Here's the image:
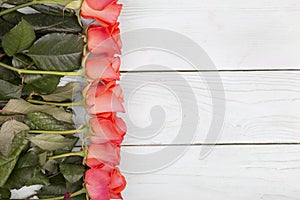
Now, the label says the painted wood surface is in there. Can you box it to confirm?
[120,0,300,70]
[121,145,300,200]
[120,71,300,145]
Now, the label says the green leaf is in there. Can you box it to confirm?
[12,53,33,69]
[2,19,36,56]
[0,18,13,39]
[1,11,24,26]
[0,80,22,100]
[0,67,21,85]
[24,13,81,34]
[29,134,77,151]
[37,184,66,198]
[59,163,84,184]
[0,114,24,126]
[0,120,29,157]
[0,188,11,199]
[2,99,73,123]
[2,0,32,5]
[4,167,49,189]
[15,151,39,168]
[0,131,28,187]
[43,159,58,174]
[37,82,81,102]
[25,112,74,130]
[28,33,83,71]
[3,151,48,189]
[30,4,75,17]
[23,74,61,94]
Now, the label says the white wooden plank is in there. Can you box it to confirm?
[119,0,300,70]
[120,71,300,144]
[121,145,300,200]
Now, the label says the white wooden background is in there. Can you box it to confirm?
[118,0,300,199]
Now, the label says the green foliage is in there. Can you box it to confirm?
[29,134,77,151]
[0,1,86,198]
[28,33,84,71]
[2,19,35,56]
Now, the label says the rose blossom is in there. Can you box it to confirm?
[86,81,124,115]
[85,55,120,82]
[85,167,126,200]
[87,23,122,56]
[86,142,120,168]
[89,113,126,145]
[81,0,122,27]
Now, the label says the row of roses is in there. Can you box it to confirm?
[81,0,127,200]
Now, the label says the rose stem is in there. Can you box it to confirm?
[0,62,81,76]
[37,188,87,200]
[48,150,85,160]
[28,126,86,135]
[27,99,84,107]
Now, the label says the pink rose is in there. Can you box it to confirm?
[85,55,120,82]
[81,0,122,27]
[86,81,124,115]
[85,167,126,200]
[86,142,120,168]
[87,24,122,56]
[89,113,126,145]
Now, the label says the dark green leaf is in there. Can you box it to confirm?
[37,185,66,198]
[0,67,21,85]
[43,159,58,174]
[59,163,84,184]
[15,151,39,168]
[26,167,49,186]
[29,134,77,151]
[24,14,81,34]
[1,11,24,26]
[2,0,32,5]
[12,53,33,69]
[2,99,73,123]
[4,167,48,189]
[38,82,81,102]
[28,33,83,71]
[30,4,75,17]
[23,74,61,94]
[0,131,28,187]
[0,188,11,199]
[2,19,36,56]
[0,80,22,100]
[25,112,74,130]
[0,120,29,157]
[0,18,13,39]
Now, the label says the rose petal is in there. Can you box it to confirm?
[86,0,117,10]
[87,143,120,168]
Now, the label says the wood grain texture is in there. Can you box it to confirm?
[119,0,300,70]
[120,71,300,144]
[121,145,300,200]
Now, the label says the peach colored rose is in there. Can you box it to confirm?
[85,55,120,82]
[86,142,120,168]
[86,81,124,115]
[85,167,126,200]
[81,0,122,27]
[87,23,122,56]
[89,113,126,145]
